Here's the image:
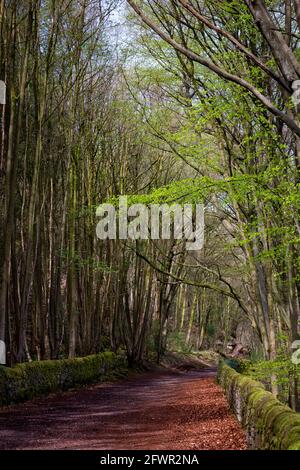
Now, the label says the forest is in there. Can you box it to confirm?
[1,0,300,453]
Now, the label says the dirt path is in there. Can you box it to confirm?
[0,369,246,450]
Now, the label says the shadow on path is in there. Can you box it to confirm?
[0,368,246,450]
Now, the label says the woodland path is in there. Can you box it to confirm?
[0,368,246,450]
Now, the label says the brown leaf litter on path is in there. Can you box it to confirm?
[0,368,246,450]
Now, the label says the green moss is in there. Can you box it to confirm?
[217,362,300,450]
[0,352,128,406]
[288,440,300,450]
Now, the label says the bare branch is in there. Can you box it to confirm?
[127,0,300,137]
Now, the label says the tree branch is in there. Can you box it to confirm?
[178,0,290,92]
[127,0,300,137]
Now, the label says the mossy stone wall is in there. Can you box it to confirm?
[0,352,128,406]
[217,362,300,450]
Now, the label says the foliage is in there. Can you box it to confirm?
[239,337,300,405]
[167,331,192,354]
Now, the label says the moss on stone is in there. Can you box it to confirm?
[288,440,300,450]
[217,362,300,450]
[0,352,128,406]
